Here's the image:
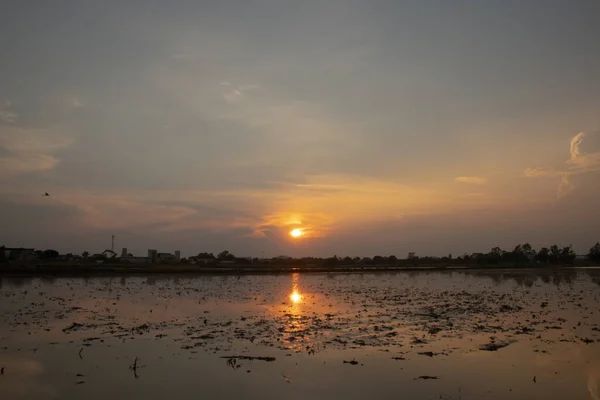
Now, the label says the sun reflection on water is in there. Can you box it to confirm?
[289,273,303,304]
[281,273,316,352]
[290,291,302,303]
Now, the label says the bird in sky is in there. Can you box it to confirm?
[43,192,50,197]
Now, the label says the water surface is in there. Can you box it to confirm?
[1,269,600,399]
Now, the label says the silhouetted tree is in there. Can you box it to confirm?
[372,255,385,264]
[197,252,215,259]
[217,250,235,260]
[507,243,535,264]
[549,245,562,264]
[387,255,397,265]
[522,243,536,260]
[536,247,550,264]
[559,245,576,264]
[324,255,339,266]
[588,242,600,263]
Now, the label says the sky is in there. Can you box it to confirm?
[1,0,600,258]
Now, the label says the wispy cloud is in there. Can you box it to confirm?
[525,131,600,199]
[523,167,562,178]
[0,127,74,177]
[454,176,487,185]
[69,96,84,109]
[0,101,18,123]
[219,82,261,104]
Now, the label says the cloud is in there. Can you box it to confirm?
[454,176,487,185]
[567,131,600,172]
[38,172,448,247]
[570,131,585,159]
[0,127,74,177]
[525,131,600,198]
[523,167,562,178]
[557,173,575,199]
[0,101,18,123]
[70,96,84,108]
[219,82,260,104]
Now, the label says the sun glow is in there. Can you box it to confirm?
[290,291,303,303]
[290,228,303,238]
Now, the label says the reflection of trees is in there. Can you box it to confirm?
[6,277,26,288]
[462,269,580,288]
[553,270,575,286]
[584,270,600,286]
[40,276,56,285]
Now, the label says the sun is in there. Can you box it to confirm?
[290,228,303,238]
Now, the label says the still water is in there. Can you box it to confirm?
[1,269,600,400]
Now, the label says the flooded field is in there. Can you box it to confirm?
[1,268,600,400]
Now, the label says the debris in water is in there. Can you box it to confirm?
[415,376,439,380]
[63,322,85,333]
[418,351,443,357]
[479,340,514,351]
[129,356,142,379]
[220,355,276,362]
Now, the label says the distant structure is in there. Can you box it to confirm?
[147,249,158,262]
[155,251,180,264]
[111,235,115,252]
[2,247,35,262]
[119,247,149,264]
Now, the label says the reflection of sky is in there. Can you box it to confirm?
[1,271,600,399]
[0,356,56,400]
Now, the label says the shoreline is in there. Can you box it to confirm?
[0,263,597,277]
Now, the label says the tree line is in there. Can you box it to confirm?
[190,242,600,266]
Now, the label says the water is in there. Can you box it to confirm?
[1,269,600,400]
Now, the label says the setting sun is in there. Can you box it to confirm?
[290,228,303,238]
